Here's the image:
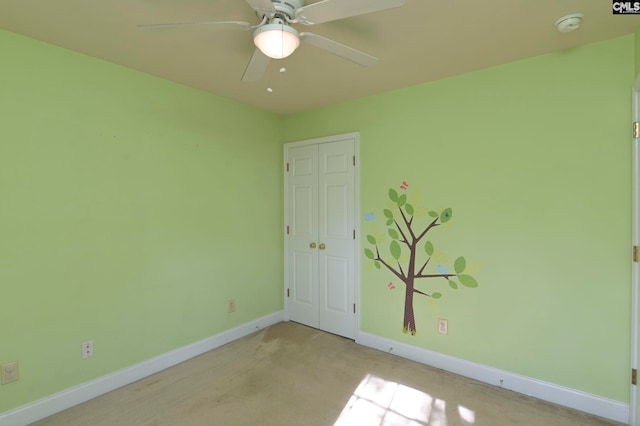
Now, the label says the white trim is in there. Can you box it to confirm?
[0,311,284,426]
[353,136,361,339]
[633,75,640,92]
[631,86,640,426]
[357,331,629,424]
[284,131,360,149]
[283,132,361,341]
[283,143,291,322]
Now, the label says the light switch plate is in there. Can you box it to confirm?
[438,318,448,335]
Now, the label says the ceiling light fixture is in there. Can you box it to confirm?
[253,18,300,59]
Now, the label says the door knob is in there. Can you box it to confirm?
[310,242,317,248]
[319,243,326,250]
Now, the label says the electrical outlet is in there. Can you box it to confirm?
[82,341,94,359]
[438,318,448,335]
[1,361,19,385]
[228,299,236,313]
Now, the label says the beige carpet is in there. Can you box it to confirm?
[33,322,622,425]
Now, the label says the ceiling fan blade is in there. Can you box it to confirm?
[242,48,270,82]
[295,0,406,25]
[246,0,276,15]
[300,32,378,67]
[138,20,252,31]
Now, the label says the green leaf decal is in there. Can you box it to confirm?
[388,229,399,240]
[386,219,394,226]
[390,240,401,260]
[366,234,376,245]
[405,203,414,215]
[374,261,381,269]
[389,189,399,202]
[424,241,434,256]
[397,194,406,207]
[428,211,439,218]
[432,292,442,299]
[458,274,479,288]
[454,256,466,274]
[448,280,458,290]
[440,208,453,223]
[383,209,394,219]
[364,248,375,259]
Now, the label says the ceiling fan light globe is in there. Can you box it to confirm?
[253,24,300,59]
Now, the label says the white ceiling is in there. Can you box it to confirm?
[1,0,639,115]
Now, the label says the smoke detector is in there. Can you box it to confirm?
[555,13,583,33]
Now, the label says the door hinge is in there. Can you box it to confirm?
[634,246,639,263]
[287,288,290,298]
[633,368,637,385]
[286,162,290,172]
[353,229,356,240]
[353,156,355,166]
[353,304,356,314]
[286,225,290,235]
[634,122,640,139]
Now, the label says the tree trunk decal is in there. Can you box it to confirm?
[403,285,416,335]
[364,184,479,335]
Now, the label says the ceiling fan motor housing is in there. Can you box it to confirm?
[267,0,304,19]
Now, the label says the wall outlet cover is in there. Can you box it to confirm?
[82,341,94,359]
[1,361,19,385]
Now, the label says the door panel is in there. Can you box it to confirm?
[293,185,314,237]
[325,256,349,312]
[288,145,318,328]
[325,185,348,237]
[318,140,355,338]
[293,252,314,304]
[293,155,314,176]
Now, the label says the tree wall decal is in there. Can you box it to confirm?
[365,185,479,335]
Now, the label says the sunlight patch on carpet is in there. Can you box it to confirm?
[334,374,476,425]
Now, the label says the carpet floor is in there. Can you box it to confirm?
[33,321,623,425]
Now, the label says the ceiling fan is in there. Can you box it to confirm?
[139,0,406,82]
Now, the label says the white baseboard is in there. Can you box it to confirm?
[356,331,629,424]
[0,311,284,426]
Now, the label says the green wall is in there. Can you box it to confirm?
[1,26,635,415]
[633,27,640,78]
[284,36,633,402]
[0,30,283,413]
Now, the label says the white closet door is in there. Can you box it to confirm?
[318,140,355,338]
[288,144,319,328]
[286,136,356,339]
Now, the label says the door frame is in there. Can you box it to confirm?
[631,79,640,426]
[283,132,361,339]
